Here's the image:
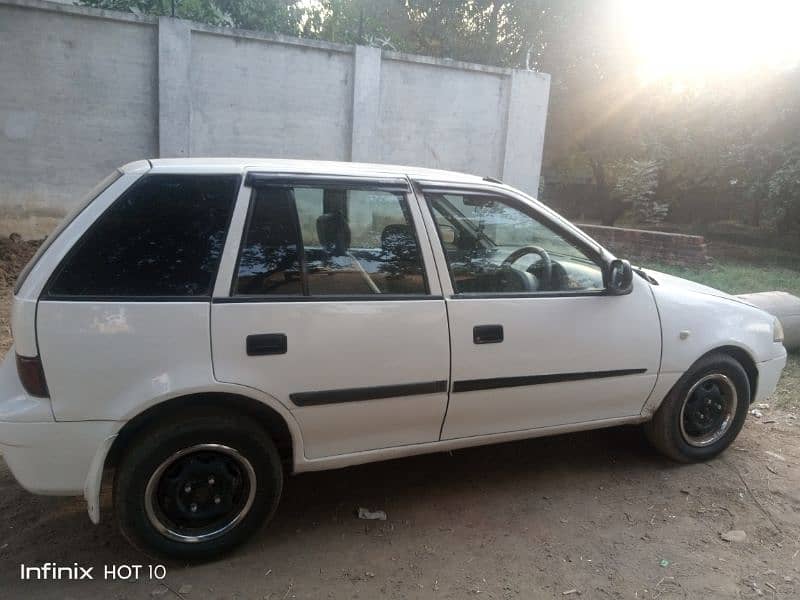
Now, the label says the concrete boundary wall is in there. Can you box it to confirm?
[0,0,550,237]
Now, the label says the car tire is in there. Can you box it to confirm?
[644,352,751,463]
[114,411,283,561]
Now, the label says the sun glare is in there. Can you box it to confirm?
[621,0,800,83]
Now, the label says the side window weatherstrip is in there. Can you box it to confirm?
[452,291,607,300]
[214,295,444,303]
[42,295,212,303]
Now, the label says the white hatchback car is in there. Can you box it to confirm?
[1,159,787,559]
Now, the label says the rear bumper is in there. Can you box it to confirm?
[754,350,787,404]
[0,348,116,496]
[0,419,116,495]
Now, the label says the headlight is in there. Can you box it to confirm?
[773,317,785,343]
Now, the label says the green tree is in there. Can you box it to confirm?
[79,0,299,32]
[77,0,541,67]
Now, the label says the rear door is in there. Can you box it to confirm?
[211,174,450,459]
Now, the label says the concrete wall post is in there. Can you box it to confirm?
[158,17,191,157]
[501,70,551,195]
[350,45,382,163]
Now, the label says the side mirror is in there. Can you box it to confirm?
[606,258,633,295]
[439,225,458,245]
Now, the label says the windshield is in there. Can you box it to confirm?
[13,169,123,295]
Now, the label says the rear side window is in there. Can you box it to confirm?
[46,175,239,298]
[14,169,122,295]
[233,184,428,296]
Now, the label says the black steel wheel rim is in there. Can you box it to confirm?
[144,444,256,543]
[679,373,738,447]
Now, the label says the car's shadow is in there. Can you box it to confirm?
[1,423,679,572]
[264,424,675,539]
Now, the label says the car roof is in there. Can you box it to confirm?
[140,158,490,186]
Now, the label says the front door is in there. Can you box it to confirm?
[420,187,661,440]
[211,176,450,459]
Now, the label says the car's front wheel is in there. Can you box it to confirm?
[644,352,751,462]
[114,411,283,561]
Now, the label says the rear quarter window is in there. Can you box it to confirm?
[45,174,239,298]
[13,169,123,295]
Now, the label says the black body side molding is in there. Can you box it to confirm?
[452,368,647,393]
[291,380,448,406]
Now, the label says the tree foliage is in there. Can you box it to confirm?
[80,0,298,31]
[614,159,664,226]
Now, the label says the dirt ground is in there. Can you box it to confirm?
[1,236,799,599]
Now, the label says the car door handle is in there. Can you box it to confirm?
[246,334,287,356]
[473,324,503,344]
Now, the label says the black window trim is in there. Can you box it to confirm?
[227,177,436,302]
[40,173,242,303]
[245,172,410,192]
[417,183,616,300]
[228,183,307,298]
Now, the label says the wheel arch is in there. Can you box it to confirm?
[105,392,297,474]
[698,345,758,402]
[85,390,300,525]
[642,342,759,419]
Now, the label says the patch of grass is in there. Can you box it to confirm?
[648,262,800,298]
[707,240,800,269]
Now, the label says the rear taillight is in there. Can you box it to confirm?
[16,354,50,398]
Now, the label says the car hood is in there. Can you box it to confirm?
[640,269,757,308]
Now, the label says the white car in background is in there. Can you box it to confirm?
[0,159,787,560]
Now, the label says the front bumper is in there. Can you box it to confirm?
[754,349,787,404]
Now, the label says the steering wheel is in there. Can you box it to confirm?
[500,246,552,291]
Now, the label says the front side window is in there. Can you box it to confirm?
[427,192,604,294]
[46,174,239,297]
[233,184,427,296]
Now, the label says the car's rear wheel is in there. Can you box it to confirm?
[114,412,282,561]
[644,353,751,462]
